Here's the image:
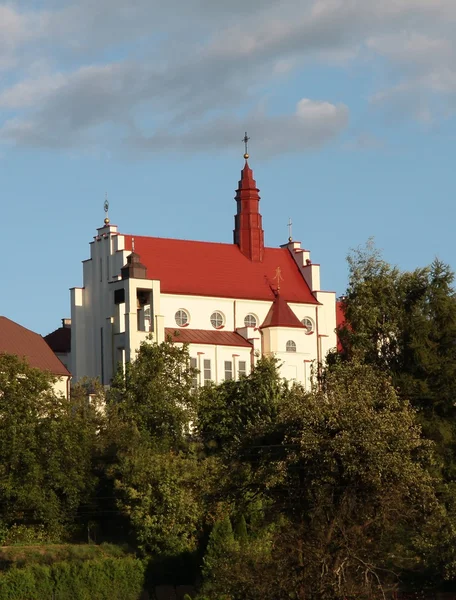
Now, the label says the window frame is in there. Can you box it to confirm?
[210,311,225,329]
[244,313,258,328]
[203,359,212,385]
[286,340,297,353]
[175,309,190,327]
[224,360,233,381]
[301,317,315,335]
[238,361,247,377]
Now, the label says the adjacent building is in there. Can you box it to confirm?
[70,156,337,387]
[0,316,71,398]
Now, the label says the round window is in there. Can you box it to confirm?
[286,340,297,353]
[301,317,314,334]
[244,314,257,328]
[175,309,189,327]
[210,311,225,329]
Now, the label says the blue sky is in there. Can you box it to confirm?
[1,0,456,335]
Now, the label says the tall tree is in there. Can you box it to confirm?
[0,354,97,539]
[109,339,197,450]
[197,357,282,455]
[338,241,456,416]
[200,362,453,600]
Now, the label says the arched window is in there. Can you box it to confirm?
[301,317,314,334]
[286,340,297,353]
[210,311,225,329]
[175,309,190,327]
[244,314,257,328]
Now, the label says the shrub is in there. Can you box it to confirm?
[0,557,145,600]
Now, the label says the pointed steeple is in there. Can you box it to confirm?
[233,137,265,262]
[260,294,305,329]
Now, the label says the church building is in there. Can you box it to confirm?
[70,150,337,387]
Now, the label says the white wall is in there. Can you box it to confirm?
[71,228,337,388]
[53,376,70,399]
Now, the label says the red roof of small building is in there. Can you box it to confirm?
[260,294,306,329]
[0,317,70,377]
[123,236,318,305]
[45,326,71,354]
[165,328,252,348]
[336,300,346,352]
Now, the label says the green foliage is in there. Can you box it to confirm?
[0,354,98,536]
[233,515,248,546]
[199,517,275,600]
[2,314,456,598]
[197,357,282,453]
[0,543,129,568]
[112,441,211,557]
[109,340,196,450]
[201,362,453,599]
[337,241,456,482]
[339,241,456,416]
[0,557,145,600]
[202,517,236,577]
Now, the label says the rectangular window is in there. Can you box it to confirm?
[99,257,103,282]
[190,357,198,389]
[204,359,212,385]
[224,361,233,381]
[238,361,247,377]
[106,255,110,280]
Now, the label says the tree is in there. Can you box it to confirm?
[338,241,456,417]
[197,357,283,455]
[206,362,452,599]
[336,241,456,480]
[109,339,197,450]
[0,354,98,539]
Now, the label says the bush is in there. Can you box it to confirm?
[0,557,145,600]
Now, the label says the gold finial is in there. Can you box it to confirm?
[103,193,110,225]
[273,266,284,292]
[287,218,293,242]
[243,131,250,159]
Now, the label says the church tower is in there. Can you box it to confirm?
[233,133,265,262]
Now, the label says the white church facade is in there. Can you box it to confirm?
[70,155,337,388]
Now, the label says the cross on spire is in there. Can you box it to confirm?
[243,131,250,159]
[287,218,293,241]
[273,266,284,292]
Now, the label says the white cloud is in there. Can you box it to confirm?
[129,98,349,156]
[1,0,456,154]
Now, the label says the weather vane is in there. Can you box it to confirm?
[287,218,293,242]
[243,132,250,159]
[103,193,110,225]
[273,266,284,292]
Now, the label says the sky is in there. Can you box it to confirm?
[1,0,456,336]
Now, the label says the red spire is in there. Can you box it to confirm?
[233,159,265,262]
[260,294,306,329]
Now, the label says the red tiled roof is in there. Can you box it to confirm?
[123,236,318,304]
[0,317,70,377]
[336,300,346,352]
[44,326,71,354]
[260,294,306,329]
[165,328,252,348]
